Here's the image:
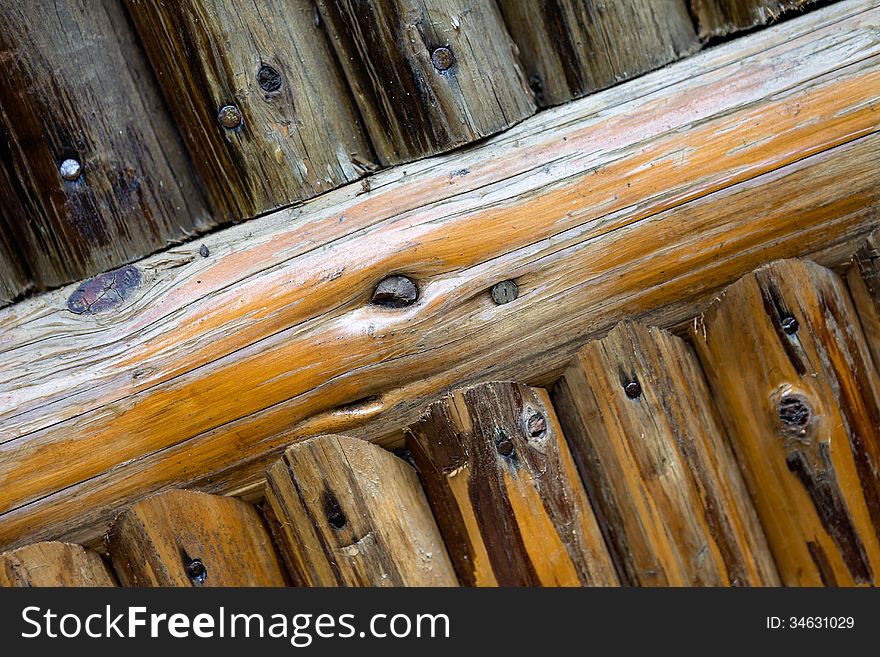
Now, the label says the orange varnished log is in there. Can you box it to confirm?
[107,489,286,586]
[0,2,878,549]
[692,259,880,586]
[406,382,619,586]
[552,322,779,586]
[264,434,457,586]
[0,542,115,587]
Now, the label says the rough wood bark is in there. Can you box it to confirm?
[692,259,880,586]
[107,489,286,586]
[689,0,818,39]
[0,541,116,586]
[0,2,877,550]
[315,0,535,165]
[406,381,618,586]
[551,322,779,586]
[498,0,699,107]
[848,229,880,371]
[0,0,211,290]
[126,0,375,222]
[264,434,457,586]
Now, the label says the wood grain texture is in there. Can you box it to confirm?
[848,229,880,371]
[552,322,779,586]
[0,1,878,550]
[689,0,818,39]
[126,0,375,222]
[0,0,211,290]
[0,541,115,586]
[498,0,699,107]
[316,0,535,165]
[406,381,618,586]
[107,489,286,586]
[264,434,457,586]
[692,259,880,586]
[0,233,29,307]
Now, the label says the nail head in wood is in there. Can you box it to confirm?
[59,158,81,181]
[777,393,812,435]
[781,315,799,335]
[430,46,455,72]
[491,280,518,305]
[185,557,207,583]
[257,64,282,93]
[495,428,515,457]
[624,379,642,399]
[199,244,210,258]
[371,275,418,308]
[218,104,243,129]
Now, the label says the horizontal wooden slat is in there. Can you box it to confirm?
[0,541,116,587]
[690,0,818,39]
[0,1,877,550]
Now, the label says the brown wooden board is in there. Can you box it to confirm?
[690,0,818,39]
[692,259,880,586]
[316,0,535,165]
[0,541,116,587]
[126,0,375,222]
[406,381,619,586]
[264,434,458,586]
[0,0,211,291]
[499,0,699,107]
[107,489,287,586]
[552,322,779,586]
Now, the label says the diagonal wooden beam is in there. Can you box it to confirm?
[0,0,878,550]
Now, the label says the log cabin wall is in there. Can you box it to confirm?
[1,0,879,585]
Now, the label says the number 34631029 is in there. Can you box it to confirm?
[766,617,854,629]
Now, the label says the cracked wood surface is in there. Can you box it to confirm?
[692,259,880,586]
[264,434,457,586]
[0,1,878,550]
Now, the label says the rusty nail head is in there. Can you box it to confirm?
[59,158,81,181]
[218,105,242,129]
[781,315,799,335]
[372,275,418,308]
[186,558,207,583]
[527,412,546,437]
[257,64,282,92]
[495,428,515,457]
[624,379,642,399]
[431,46,455,72]
[491,280,518,305]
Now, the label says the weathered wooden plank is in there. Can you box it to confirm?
[551,322,779,586]
[406,381,618,586]
[0,0,211,290]
[692,259,880,586]
[0,1,877,550]
[0,232,29,307]
[848,229,880,370]
[498,0,699,107]
[264,434,457,586]
[316,0,535,165]
[127,0,375,222]
[107,489,286,586]
[690,0,818,39]
[0,541,116,586]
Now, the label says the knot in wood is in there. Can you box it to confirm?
[257,64,282,92]
[59,158,81,181]
[491,280,518,305]
[372,275,418,308]
[777,393,813,435]
[218,104,242,129]
[185,558,207,583]
[431,46,455,72]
